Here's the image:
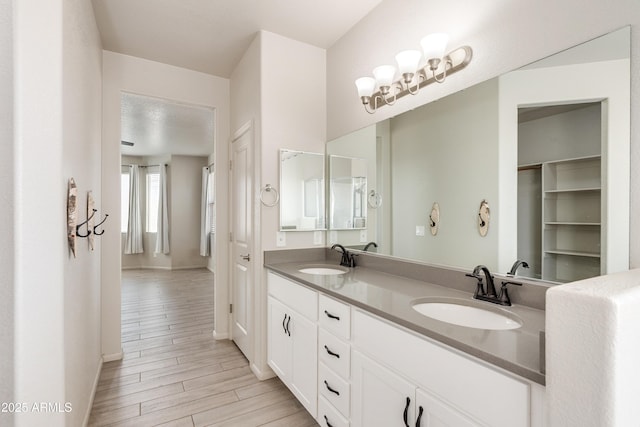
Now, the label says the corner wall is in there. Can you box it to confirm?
[0,0,14,416]
[62,0,103,425]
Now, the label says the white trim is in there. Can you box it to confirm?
[82,357,103,427]
[102,351,124,363]
[250,362,276,381]
[212,330,229,340]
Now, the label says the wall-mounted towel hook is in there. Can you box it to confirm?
[76,208,97,238]
[478,199,490,237]
[429,202,440,235]
[93,214,109,236]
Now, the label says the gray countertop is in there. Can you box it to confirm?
[265,260,546,385]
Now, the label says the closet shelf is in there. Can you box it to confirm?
[544,221,601,226]
[545,249,601,258]
[544,187,600,194]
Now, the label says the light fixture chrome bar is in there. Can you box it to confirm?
[367,46,472,108]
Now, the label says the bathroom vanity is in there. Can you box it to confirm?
[265,250,547,427]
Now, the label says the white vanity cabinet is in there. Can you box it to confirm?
[351,310,538,427]
[267,273,318,417]
[351,350,482,427]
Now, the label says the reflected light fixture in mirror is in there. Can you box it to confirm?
[355,33,472,114]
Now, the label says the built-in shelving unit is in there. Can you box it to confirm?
[541,155,601,282]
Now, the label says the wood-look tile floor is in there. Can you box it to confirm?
[89,268,319,427]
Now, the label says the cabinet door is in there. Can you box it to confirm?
[267,297,292,381]
[415,389,481,427]
[290,310,318,417]
[352,350,416,427]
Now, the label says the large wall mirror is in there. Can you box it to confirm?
[329,155,368,230]
[279,149,326,231]
[327,26,630,284]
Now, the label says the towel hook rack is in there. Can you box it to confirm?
[76,208,97,238]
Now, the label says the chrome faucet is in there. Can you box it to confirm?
[331,244,356,267]
[508,260,529,276]
[466,265,522,306]
[363,241,378,252]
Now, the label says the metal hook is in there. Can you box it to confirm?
[93,214,109,236]
[76,209,97,238]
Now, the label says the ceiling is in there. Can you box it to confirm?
[120,93,214,157]
[92,0,384,78]
[95,0,384,157]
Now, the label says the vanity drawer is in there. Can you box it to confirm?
[319,328,350,379]
[319,362,350,417]
[318,396,349,427]
[267,272,317,321]
[319,294,351,339]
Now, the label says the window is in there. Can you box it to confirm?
[121,172,130,233]
[208,169,215,234]
[146,172,160,233]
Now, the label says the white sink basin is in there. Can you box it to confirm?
[412,299,522,330]
[298,266,348,275]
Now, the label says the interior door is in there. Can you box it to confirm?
[231,123,253,358]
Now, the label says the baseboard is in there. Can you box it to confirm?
[124,265,210,271]
[206,265,215,273]
[102,350,123,362]
[212,330,229,340]
[250,362,276,381]
[82,357,103,427]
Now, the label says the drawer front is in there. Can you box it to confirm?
[319,363,350,417]
[319,294,351,339]
[319,328,350,379]
[318,396,349,427]
[267,272,318,320]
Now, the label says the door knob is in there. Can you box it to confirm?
[240,254,251,261]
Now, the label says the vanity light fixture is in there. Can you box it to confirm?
[354,33,473,114]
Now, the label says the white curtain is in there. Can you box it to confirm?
[155,164,170,254]
[124,165,144,254]
[200,166,211,256]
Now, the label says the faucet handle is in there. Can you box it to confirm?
[465,273,485,297]
[499,281,522,305]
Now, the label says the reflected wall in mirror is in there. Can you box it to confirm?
[279,149,325,231]
[329,155,368,230]
[326,27,630,283]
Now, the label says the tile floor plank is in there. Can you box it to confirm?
[89,269,318,427]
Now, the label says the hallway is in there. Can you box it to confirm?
[89,269,318,426]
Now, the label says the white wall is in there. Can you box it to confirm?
[62,0,103,425]
[326,0,640,268]
[12,0,103,425]
[101,51,230,360]
[170,155,209,269]
[0,0,13,416]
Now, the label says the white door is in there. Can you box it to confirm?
[231,123,253,358]
[351,350,416,427]
[289,311,318,416]
[267,297,292,380]
[415,389,481,427]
